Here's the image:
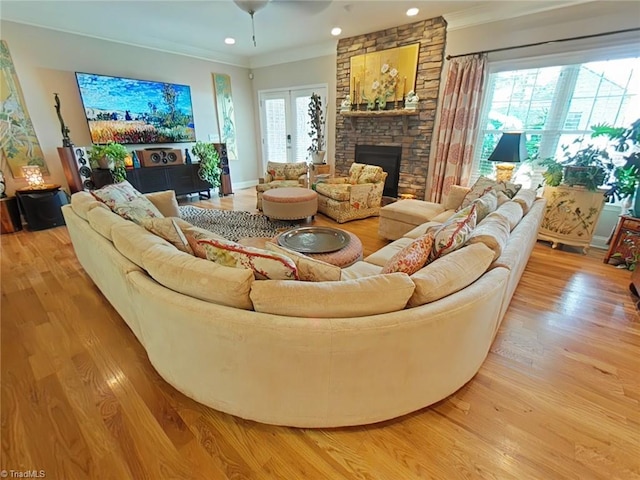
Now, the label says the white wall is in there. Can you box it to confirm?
[0,21,258,195]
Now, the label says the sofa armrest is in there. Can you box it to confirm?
[349,183,374,209]
[298,173,308,188]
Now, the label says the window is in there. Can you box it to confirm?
[258,86,327,170]
[471,55,640,189]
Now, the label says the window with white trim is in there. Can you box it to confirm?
[470,53,640,190]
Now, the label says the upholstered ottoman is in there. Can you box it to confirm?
[262,187,318,221]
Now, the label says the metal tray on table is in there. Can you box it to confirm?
[277,226,350,253]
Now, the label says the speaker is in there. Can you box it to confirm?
[57,146,94,192]
[212,143,233,196]
[136,148,184,167]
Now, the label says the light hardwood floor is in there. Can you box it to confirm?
[1,188,638,480]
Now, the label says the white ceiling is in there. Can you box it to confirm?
[1,0,591,68]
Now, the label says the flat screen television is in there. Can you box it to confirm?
[75,72,196,145]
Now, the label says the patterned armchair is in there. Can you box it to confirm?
[315,163,388,223]
[256,161,309,210]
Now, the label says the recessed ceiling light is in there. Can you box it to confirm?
[224,37,236,45]
[406,8,419,16]
[331,27,342,36]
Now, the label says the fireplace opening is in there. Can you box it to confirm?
[355,144,402,198]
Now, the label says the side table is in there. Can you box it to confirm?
[0,196,23,234]
[604,215,640,265]
[15,184,68,231]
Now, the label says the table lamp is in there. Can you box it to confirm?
[21,165,46,189]
[488,132,528,182]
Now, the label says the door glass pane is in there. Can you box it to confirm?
[294,95,312,162]
[264,98,287,162]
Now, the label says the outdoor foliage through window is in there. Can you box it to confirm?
[472,56,640,189]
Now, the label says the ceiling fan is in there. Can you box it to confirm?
[233,0,334,47]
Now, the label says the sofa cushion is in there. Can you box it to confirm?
[141,243,255,310]
[382,233,435,275]
[443,185,471,211]
[431,204,477,259]
[511,188,537,215]
[469,190,498,222]
[364,237,413,267]
[466,214,511,260]
[71,191,110,220]
[144,190,181,217]
[199,238,299,280]
[249,273,415,318]
[340,261,383,280]
[403,221,443,239]
[460,176,521,208]
[407,243,494,307]
[138,217,194,255]
[265,242,341,282]
[87,204,131,241]
[112,222,176,269]
[315,183,352,202]
[488,201,524,231]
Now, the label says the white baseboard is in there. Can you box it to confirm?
[234,180,258,190]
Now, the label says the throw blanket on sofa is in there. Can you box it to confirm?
[179,205,299,241]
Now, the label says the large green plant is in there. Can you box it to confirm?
[192,142,221,188]
[88,141,129,183]
[591,118,640,202]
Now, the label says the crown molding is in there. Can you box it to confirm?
[444,0,595,31]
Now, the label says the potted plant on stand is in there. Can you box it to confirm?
[192,141,221,192]
[308,93,325,165]
[592,118,640,216]
[88,141,129,183]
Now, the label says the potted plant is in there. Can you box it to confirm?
[592,118,640,215]
[307,93,325,164]
[192,141,221,189]
[88,141,129,183]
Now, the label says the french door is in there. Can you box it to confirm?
[258,85,327,170]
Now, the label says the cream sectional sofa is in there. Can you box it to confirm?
[61,188,545,428]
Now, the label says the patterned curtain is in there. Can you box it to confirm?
[428,54,487,203]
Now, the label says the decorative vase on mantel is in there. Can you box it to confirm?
[311,151,326,165]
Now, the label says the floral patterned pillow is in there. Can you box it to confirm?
[431,204,477,259]
[358,165,383,184]
[348,163,366,184]
[382,233,435,275]
[198,238,299,280]
[460,176,521,208]
[92,180,163,221]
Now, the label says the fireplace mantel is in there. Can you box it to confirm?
[341,110,419,134]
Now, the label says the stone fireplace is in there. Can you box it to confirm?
[335,17,447,199]
[355,144,402,198]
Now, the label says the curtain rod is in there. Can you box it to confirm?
[446,27,640,60]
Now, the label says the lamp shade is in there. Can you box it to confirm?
[21,165,45,188]
[488,132,528,163]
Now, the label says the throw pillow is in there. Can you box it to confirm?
[382,233,435,275]
[348,163,366,184]
[431,204,477,259]
[181,227,228,258]
[265,242,341,282]
[144,190,181,217]
[137,217,194,255]
[469,190,498,222]
[91,180,142,207]
[460,176,521,208]
[92,180,163,222]
[198,238,299,280]
[358,165,382,184]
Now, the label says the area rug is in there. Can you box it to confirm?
[179,205,300,242]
